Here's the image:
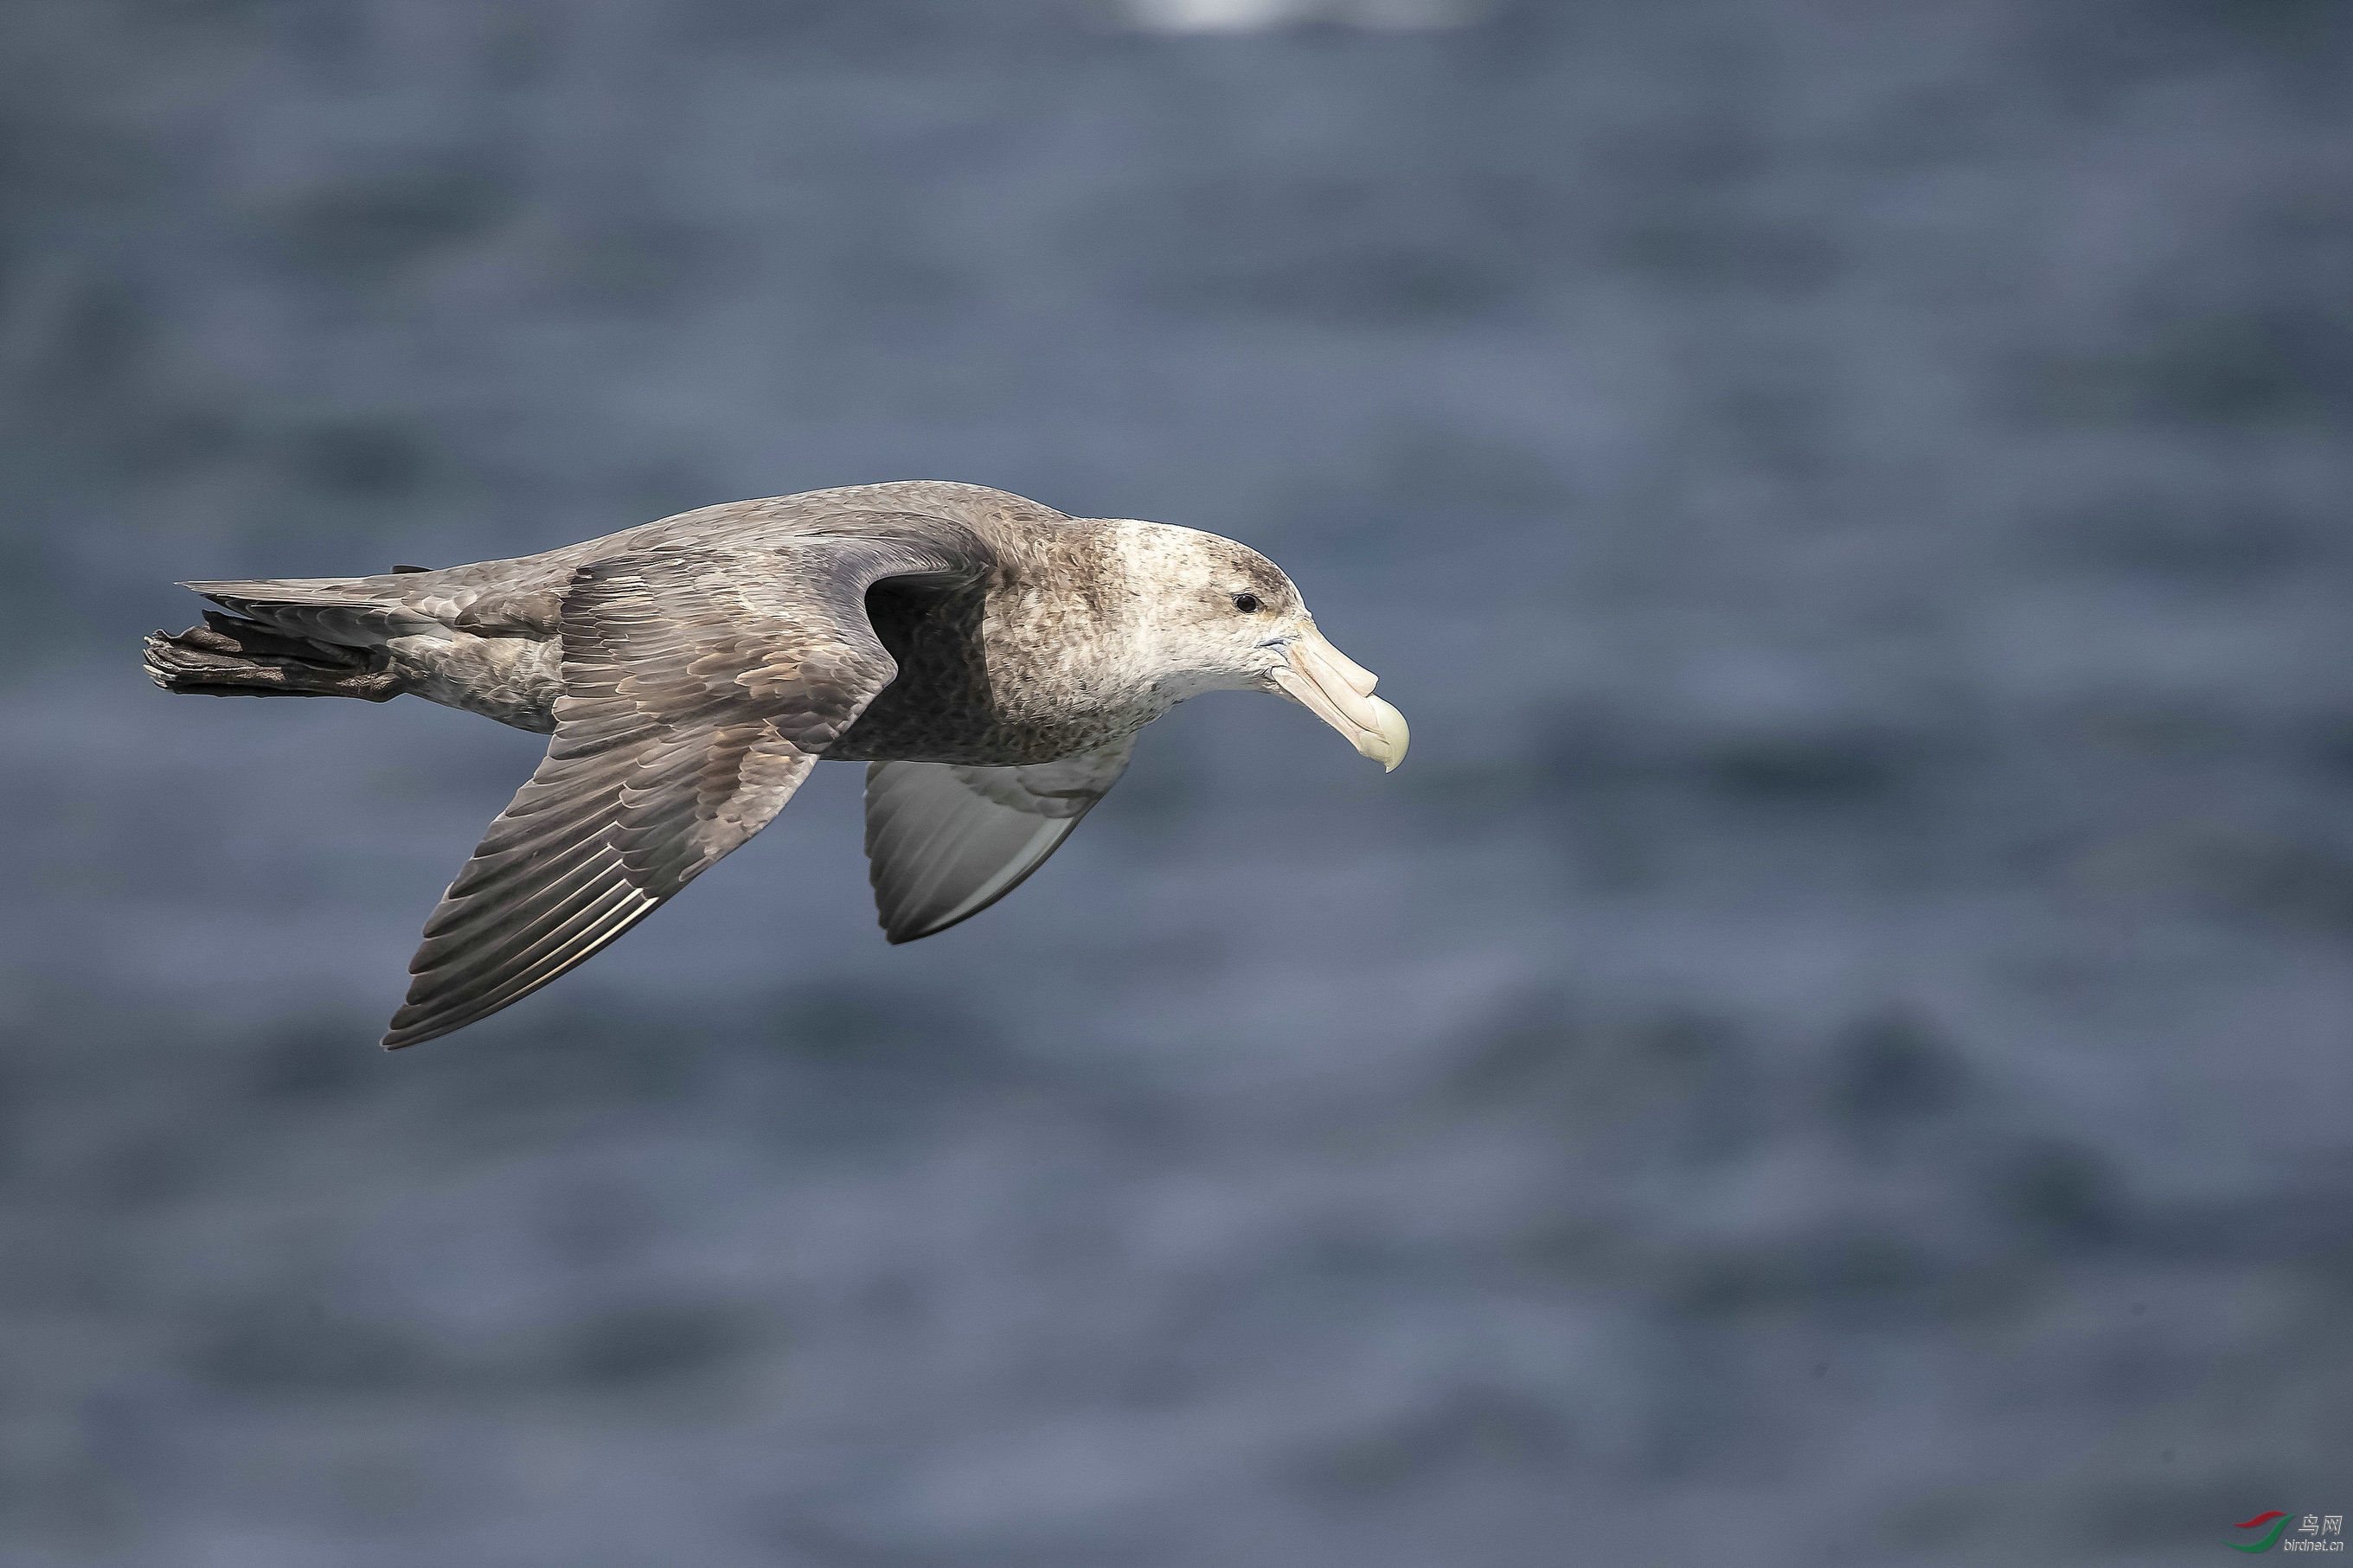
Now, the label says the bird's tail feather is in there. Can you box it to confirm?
[179,576,444,646]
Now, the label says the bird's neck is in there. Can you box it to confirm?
[983,520,1183,726]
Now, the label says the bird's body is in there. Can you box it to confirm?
[145,482,1406,1048]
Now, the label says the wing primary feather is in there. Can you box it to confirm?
[894,817,1074,943]
[385,527,981,1046]
[862,742,1134,945]
[409,854,637,981]
[386,884,657,1048]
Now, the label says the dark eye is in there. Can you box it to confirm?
[1232,592,1262,613]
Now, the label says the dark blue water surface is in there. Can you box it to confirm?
[2,2,2349,1562]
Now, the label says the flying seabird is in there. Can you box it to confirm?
[144,482,1409,1048]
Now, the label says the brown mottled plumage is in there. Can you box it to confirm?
[144,483,1407,1049]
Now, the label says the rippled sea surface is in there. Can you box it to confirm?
[2,2,2349,1563]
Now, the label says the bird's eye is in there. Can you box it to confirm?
[1232,592,1262,613]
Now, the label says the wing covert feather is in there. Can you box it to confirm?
[385,526,984,1047]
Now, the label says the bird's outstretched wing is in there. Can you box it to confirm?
[385,522,986,1048]
[862,739,1135,944]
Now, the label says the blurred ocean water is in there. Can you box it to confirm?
[1,1,2349,1562]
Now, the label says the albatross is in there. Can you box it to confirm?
[144,482,1408,1048]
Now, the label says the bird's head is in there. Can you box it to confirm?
[1122,523,1409,771]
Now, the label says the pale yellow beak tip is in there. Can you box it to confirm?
[1271,632,1408,772]
[1358,695,1410,772]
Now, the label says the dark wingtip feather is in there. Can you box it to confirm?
[380,1015,445,1050]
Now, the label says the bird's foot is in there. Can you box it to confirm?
[144,613,402,701]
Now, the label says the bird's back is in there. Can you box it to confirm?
[185,481,1068,648]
